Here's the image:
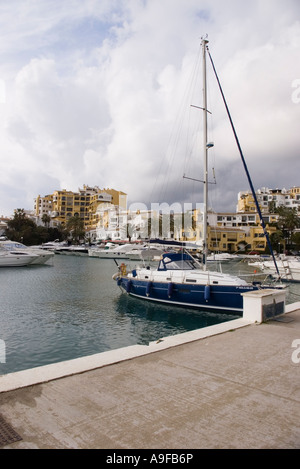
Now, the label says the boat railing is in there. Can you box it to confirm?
[237,270,284,287]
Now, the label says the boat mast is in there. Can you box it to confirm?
[202,37,209,270]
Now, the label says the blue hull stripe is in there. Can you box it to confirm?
[118,278,260,314]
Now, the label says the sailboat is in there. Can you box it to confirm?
[112,38,284,314]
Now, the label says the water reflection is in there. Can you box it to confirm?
[114,293,237,345]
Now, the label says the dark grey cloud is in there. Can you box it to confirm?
[0,0,299,216]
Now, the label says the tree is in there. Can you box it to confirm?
[275,207,300,250]
[65,215,85,244]
[269,230,284,254]
[4,209,66,245]
[291,232,300,252]
[41,214,51,228]
[5,209,37,245]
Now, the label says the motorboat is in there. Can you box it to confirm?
[0,248,39,267]
[0,240,54,265]
[250,256,300,282]
[126,245,164,261]
[54,245,89,256]
[39,240,68,251]
[88,243,139,259]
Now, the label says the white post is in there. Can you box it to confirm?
[242,289,286,323]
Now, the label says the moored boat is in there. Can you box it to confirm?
[250,256,300,282]
[0,249,38,267]
[89,243,139,259]
[54,245,89,256]
[126,245,164,261]
[112,37,285,314]
[0,239,54,265]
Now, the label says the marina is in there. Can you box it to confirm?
[0,252,299,377]
[0,254,240,376]
[0,1,299,451]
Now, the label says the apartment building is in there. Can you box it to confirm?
[181,209,276,253]
[34,186,127,230]
[32,184,298,251]
[207,225,276,253]
[237,186,300,213]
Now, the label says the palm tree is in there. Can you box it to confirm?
[275,206,300,251]
[65,215,85,244]
[41,214,51,228]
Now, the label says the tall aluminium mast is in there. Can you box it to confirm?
[202,37,209,270]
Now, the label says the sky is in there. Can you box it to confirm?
[0,0,299,217]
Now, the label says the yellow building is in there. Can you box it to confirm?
[290,186,300,199]
[207,225,276,253]
[34,186,127,231]
[238,186,300,213]
[237,192,257,213]
[178,208,276,253]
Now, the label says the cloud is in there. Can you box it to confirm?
[0,0,299,217]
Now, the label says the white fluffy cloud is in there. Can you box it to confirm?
[0,0,299,216]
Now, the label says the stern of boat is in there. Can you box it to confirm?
[112,262,132,291]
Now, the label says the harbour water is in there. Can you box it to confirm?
[1,254,299,376]
[0,254,240,375]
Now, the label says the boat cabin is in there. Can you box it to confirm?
[157,252,199,271]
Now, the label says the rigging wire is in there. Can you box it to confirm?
[150,44,204,210]
[206,44,280,278]
[149,43,217,216]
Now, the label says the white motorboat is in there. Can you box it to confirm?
[0,240,54,265]
[250,256,300,282]
[88,243,139,259]
[39,240,68,251]
[126,245,164,261]
[0,248,38,267]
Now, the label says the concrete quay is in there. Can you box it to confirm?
[0,302,299,449]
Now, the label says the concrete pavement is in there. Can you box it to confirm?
[0,307,299,449]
